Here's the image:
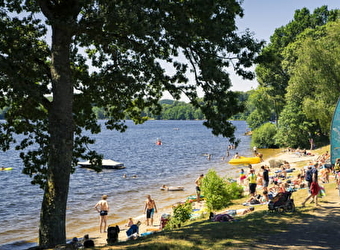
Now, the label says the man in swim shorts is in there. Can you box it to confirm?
[144,195,157,226]
[195,174,204,203]
[94,194,109,233]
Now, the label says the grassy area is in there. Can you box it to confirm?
[98,146,335,250]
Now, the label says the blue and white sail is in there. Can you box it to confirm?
[331,97,340,164]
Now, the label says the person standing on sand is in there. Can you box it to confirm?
[247,169,257,196]
[239,169,246,185]
[144,195,157,226]
[261,165,270,191]
[94,194,109,233]
[195,174,204,203]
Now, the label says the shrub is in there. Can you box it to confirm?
[227,180,244,199]
[252,122,277,148]
[165,202,192,230]
[201,169,231,212]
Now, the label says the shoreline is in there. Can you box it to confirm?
[84,192,206,246]
[85,149,320,247]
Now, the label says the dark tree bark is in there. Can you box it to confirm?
[38,1,79,247]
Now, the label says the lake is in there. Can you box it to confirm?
[0,120,253,250]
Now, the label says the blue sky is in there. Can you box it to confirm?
[165,1,339,100]
[230,0,340,91]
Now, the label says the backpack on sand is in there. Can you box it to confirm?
[107,225,120,245]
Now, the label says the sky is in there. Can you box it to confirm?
[164,0,340,101]
[229,0,340,92]
[17,1,338,100]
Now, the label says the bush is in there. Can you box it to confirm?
[165,202,192,230]
[251,122,277,148]
[201,169,231,212]
[227,180,244,199]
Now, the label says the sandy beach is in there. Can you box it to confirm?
[86,149,320,247]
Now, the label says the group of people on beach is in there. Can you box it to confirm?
[237,149,337,208]
[93,193,158,240]
[68,234,95,249]
[238,159,301,205]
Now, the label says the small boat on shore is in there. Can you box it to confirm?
[228,156,261,165]
[160,185,184,191]
[78,159,125,169]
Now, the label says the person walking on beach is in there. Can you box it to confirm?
[94,194,109,233]
[305,165,313,193]
[195,174,204,203]
[302,163,320,207]
[301,180,320,207]
[144,195,157,226]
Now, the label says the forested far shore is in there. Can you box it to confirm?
[0,96,249,121]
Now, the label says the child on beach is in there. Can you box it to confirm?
[126,217,134,227]
[239,169,246,185]
[126,221,142,239]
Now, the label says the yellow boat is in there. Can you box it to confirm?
[228,156,261,165]
[0,167,13,171]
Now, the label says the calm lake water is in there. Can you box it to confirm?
[0,120,253,250]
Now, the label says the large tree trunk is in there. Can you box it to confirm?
[39,24,74,248]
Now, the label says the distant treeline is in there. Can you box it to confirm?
[0,93,249,121]
[92,99,206,120]
[93,94,249,120]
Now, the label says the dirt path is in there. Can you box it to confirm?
[259,204,340,249]
[252,187,340,250]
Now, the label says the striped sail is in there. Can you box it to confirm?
[331,97,340,164]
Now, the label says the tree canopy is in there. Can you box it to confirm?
[249,6,340,149]
[275,20,340,148]
[253,6,338,130]
[0,0,262,247]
